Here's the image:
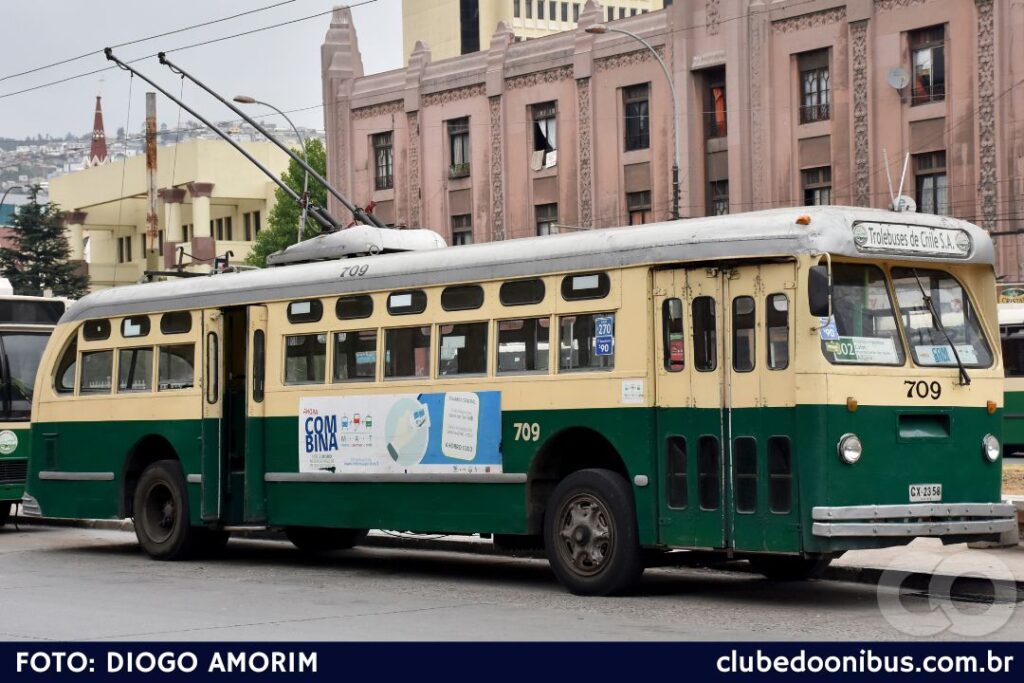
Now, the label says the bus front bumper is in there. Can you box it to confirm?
[811,503,1017,538]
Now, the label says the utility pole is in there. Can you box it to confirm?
[144,92,160,271]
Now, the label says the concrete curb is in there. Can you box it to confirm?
[13,515,1023,601]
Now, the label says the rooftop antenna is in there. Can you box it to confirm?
[157,53,385,229]
[104,48,339,232]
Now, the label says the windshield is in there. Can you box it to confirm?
[891,268,992,368]
[0,332,50,420]
[821,263,906,366]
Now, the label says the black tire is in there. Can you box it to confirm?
[0,502,11,528]
[133,460,202,560]
[749,555,831,581]
[285,526,368,553]
[544,468,643,596]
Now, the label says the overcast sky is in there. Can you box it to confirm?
[0,0,403,139]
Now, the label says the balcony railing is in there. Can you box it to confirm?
[799,102,830,124]
[448,162,470,179]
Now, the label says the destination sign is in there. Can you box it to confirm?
[851,222,971,257]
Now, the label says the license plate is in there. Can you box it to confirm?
[909,483,942,502]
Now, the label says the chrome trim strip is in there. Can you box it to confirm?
[813,518,1018,538]
[186,474,202,484]
[265,472,527,484]
[812,503,1015,521]
[38,471,114,481]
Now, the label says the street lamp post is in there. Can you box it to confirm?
[233,96,310,244]
[586,24,681,221]
[0,185,26,225]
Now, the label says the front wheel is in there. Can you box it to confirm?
[0,502,11,527]
[285,526,368,553]
[544,469,643,595]
[133,460,202,560]
[749,555,831,581]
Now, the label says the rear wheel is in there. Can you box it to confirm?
[544,468,643,596]
[133,460,202,560]
[0,502,11,527]
[749,555,831,581]
[285,526,368,553]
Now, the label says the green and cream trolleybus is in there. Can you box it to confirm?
[24,207,1015,594]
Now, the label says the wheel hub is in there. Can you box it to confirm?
[557,494,613,577]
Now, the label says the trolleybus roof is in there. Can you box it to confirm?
[64,206,994,323]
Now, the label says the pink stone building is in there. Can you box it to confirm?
[322,0,1024,278]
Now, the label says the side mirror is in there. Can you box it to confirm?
[808,265,831,317]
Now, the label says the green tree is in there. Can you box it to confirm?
[246,138,329,267]
[0,187,89,298]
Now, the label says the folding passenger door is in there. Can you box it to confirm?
[200,309,225,523]
[654,267,726,549]
[244,305,268,524]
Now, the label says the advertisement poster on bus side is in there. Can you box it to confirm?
[298,391,502,474]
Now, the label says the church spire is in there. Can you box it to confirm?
[87,95,108,167]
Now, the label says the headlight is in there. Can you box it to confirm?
[982,434,1000,462]
[838,433,862,464]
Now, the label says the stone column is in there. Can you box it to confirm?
[158,187,187,268]
[187,182,215,264]
[63,210,87,261]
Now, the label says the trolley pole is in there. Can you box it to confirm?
[144,93,161,271]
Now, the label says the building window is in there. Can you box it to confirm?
[448,117,470,178]
[224,216,233,241]
[627,190,652,225]
[538,0,544,19]
[253,210,261,235]
[459,0,479,54]
[549,1,556,21]
[623,84,650,151]
[910,25,945,105]
[514,0,521,18]
[451,214,473,245]
[573,3,580,22]
[606,6,613,21]
[215,218,224,240]
[802,167,832,206]
[243,212,252,241]
[798,50,830,124]
[535,203,558,236]
[373,131,394,190]
[117,235,132,263]
[914,150,948,215]
[526,0,532,18]
[705,68,727,139]
[561,2,568,21]
[531,101,557,169]
[709,180,729,216]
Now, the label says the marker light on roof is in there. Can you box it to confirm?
[796,215,812,225]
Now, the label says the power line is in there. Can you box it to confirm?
[0,0,301,84]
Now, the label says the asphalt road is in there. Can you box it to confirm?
[0,525,1021,641]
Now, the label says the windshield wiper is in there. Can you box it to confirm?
[911,268,970,386]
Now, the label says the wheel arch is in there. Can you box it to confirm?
[120,434,180,518]
[525,426,630,534]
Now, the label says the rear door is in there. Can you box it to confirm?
[244,306,268,523]
[200,309,224,523]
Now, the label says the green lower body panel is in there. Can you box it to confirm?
[1004,390,1024,450]
[25,403,1007,554]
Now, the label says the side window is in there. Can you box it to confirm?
[698,435,720,510]
[384,326,431,378]
[768,437,793,514]
[160,311,192,335]
[441,285,484,311]
[121,316,150,338]
[83,319,110,341]
[733,437,757,513]
[387,291,427,316]
[252,332,265,402]
[333,330,377,382]
[663,298,685,372]
[206,333,219,404]
[287,300,324,324]
[561,272,610,301]
[336,295,373,320]
[500,279,545,306]
[497,318,550,373]
[558,312,614,371]
[284,334,327,384]
[692,296,717,371]
[666,436,687,509]
[55,339,77,394]
[159,344,195,391]
[79,350,113,394]
[767,293,789,370]
[117,347,153,392]
[438,322,488,376]
[732,296,755,372]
